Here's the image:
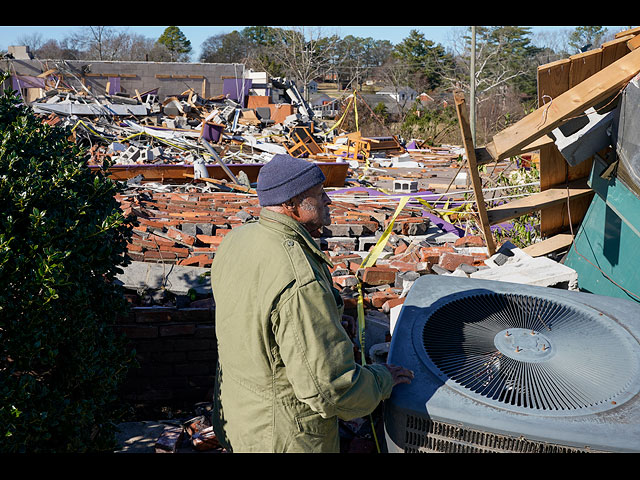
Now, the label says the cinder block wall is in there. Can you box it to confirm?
[1,59,246,100]
[114,306,217,409]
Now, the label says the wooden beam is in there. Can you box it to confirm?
[486,178,592,225]
[183,173,256,194]
[628,35,640,51]
[85,73,136,78]
[615,27,640,38]
[486,46,640,162]
[454,91,496,255]
[474,135,553,166]
[521,233,574,257]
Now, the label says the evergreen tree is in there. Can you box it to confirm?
[157,26,192,62]
[0,74,136,452]
[568,26,608,52]
[392,29,452,90]
[472,26,542,101]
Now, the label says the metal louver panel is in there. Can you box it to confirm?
[421,292,640,414]
[403,415,599,453]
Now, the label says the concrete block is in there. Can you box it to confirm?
[322,224,352,237]
[551,106,616,167]
[361,310,390,354]
[116,261,211,296]
[470,255,578,289]
[139,149,155,162]
[123,145,140,161]
[393,179,418,193]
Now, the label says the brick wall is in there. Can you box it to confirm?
[114,306,217,409]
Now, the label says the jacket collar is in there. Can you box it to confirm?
[259,208,333,267]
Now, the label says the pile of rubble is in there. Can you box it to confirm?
[114,180,577,346]
[31,73,330,170]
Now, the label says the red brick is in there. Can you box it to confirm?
[419,245,454,264]
[394,243,408,255]
[371,291,399,308]
[197,234,225,247]
[138,218,181,229]
[178,255,213,268]
[389,260,429,273]
[165,227,196,246]
[147,233,177,247]
[127,242,143,252]
[329,262,348,273]
[454,235,485,248]
[382,296,406,313]
[362,266,397,286]
[164,246,191,258]
[439,252,476,272]
[144,250,178,261]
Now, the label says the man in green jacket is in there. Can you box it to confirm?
[210,154,414,453]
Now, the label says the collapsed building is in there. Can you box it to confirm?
[4,27,640,453]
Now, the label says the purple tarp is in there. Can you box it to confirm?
[328,186,465,237]
[223,78,252,107]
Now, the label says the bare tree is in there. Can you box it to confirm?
[268,26,341,102]
[16,32,44,53]
[68,26,132,61]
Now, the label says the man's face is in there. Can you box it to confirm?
[295,183,332,234]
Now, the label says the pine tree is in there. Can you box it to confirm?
[157,26,192,62]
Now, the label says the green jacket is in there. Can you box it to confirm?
[210,208,394,453]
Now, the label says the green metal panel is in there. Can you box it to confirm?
[564,157,640,303]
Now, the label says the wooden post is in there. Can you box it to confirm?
[454,91,496,255]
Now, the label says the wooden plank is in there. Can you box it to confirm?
[568,49,602,88]
[454,91,496,255]
[615,27,640,38]
[601,35,633,67]
[521,233,574,257]
[475,135,553,167]
[537,58,570,237]
[628,34,640,51]
[486,178,592,225]
[183,173,256,194]
[91,162,348,187]
[486,46,640,162]
[565,48,607,232]
[85,73,136,78]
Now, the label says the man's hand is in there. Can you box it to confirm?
[384,364,414,386]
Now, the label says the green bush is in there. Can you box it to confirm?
[0,75,136,452]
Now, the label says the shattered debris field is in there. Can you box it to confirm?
[5,26,640,453]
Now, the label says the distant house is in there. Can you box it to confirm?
[306,80,318,94]
[376,85,418,105]
[309,92,339,118]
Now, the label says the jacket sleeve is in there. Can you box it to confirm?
[272,273,394,421]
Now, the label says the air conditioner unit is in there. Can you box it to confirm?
[384,275,640,453]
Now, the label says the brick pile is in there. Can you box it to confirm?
[116,187,489,314]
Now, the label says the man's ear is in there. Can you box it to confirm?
[282,199,297,213]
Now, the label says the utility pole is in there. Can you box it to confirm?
[470,26,476,147]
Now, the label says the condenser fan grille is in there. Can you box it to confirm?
[421,292,640,414]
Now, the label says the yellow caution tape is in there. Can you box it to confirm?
[355,194,409,454]
[322,95,354,136]
[360,195,410,271]
[357,157,371,180]
[353,91,359,131]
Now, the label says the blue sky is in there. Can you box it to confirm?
[0,25,633,61]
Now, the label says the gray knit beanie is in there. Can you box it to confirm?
[256,154,326,206]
